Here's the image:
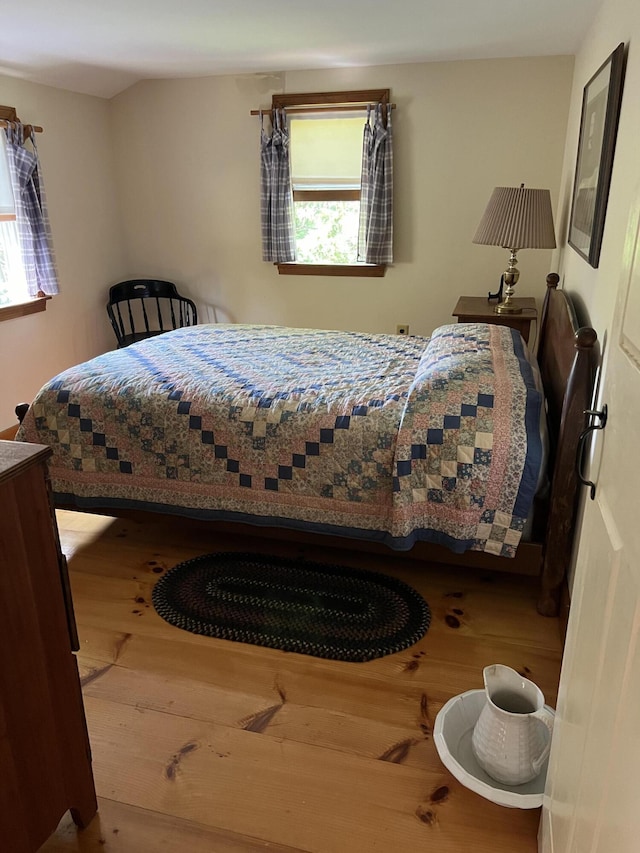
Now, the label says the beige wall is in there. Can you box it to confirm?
[111,56,573,337]
[552,0,640,590]
[0,77,125,427]
[555,0,640,338]
[1,55,575,429]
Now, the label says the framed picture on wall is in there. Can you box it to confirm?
[568,42,625,268]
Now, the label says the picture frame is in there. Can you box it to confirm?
[568,42,625,268]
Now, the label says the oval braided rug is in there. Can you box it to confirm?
[152,552,431,662]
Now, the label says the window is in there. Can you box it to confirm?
[0,123,26,307]
[290,115,363,265]
[0,105,54,321]
[271,89,392,277]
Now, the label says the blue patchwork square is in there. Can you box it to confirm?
[119,461,132,474]
[293,454,306,468]
[306,442,320,456]
[68,404,81,418]
[92,432,106,446]
[106,447,119,460]
[226,459,240,473]
[444,415,461,430]
[352,405,368,416]
[335,415,351,429]
[57,390,70,404]
[80,418,92,432]
[265,478,278,491]
[411,444,426,459]
[278,466,293,480]
[201,431,214,444]
[189,415,202,430]
[214,445,227,458]
[461,404,477,417]
[478,393,494,408]
[397,460,412,476]
[474,448,492,465]
[240,474,252,488]
[177,401,191,414]
[320,429,334,444]
[427,429,444,445]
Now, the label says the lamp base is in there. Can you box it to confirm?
[494,301,522,315]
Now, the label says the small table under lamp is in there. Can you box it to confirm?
[451,295,537,345]
[472,184,557,314]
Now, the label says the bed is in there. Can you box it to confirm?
[16,274,597,616]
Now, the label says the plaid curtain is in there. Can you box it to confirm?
[358,104,393,265]
[260,109,295,263]
[3,122,58,297]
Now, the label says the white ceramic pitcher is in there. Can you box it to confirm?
[471,664,555,786]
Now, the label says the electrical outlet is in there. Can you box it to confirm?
[396,324,409,335]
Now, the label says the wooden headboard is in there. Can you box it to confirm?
[536,273,598,615]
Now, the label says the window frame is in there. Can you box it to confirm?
[272,89,390,277]
[0,294,50,322]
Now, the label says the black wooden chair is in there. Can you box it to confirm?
[106,279,198,348]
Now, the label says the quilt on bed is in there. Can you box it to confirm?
[17,322,542,555]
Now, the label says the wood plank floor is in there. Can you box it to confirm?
[40,511,563,853]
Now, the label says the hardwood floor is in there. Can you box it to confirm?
[39,511,563,852]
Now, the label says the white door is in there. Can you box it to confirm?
[541,194,640,852]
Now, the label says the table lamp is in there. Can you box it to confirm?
[473,184,556,314]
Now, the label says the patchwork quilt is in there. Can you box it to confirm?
[17,322,542,555]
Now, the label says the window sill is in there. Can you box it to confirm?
[0,295,50,322]
[277,263,386,277]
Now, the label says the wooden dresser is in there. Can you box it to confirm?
[0,441,97,851]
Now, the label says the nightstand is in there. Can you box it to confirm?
[452,296,537,345]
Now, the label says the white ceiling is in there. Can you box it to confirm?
[0,0,602,99]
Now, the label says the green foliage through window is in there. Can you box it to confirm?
[294,201,359,264]
[0,223,29,306]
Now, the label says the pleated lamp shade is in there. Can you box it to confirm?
[473,186,556,250]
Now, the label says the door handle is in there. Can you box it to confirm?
[576,405,608,500]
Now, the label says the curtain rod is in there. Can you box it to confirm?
[250,103,396,116]
[0,120,43,134]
